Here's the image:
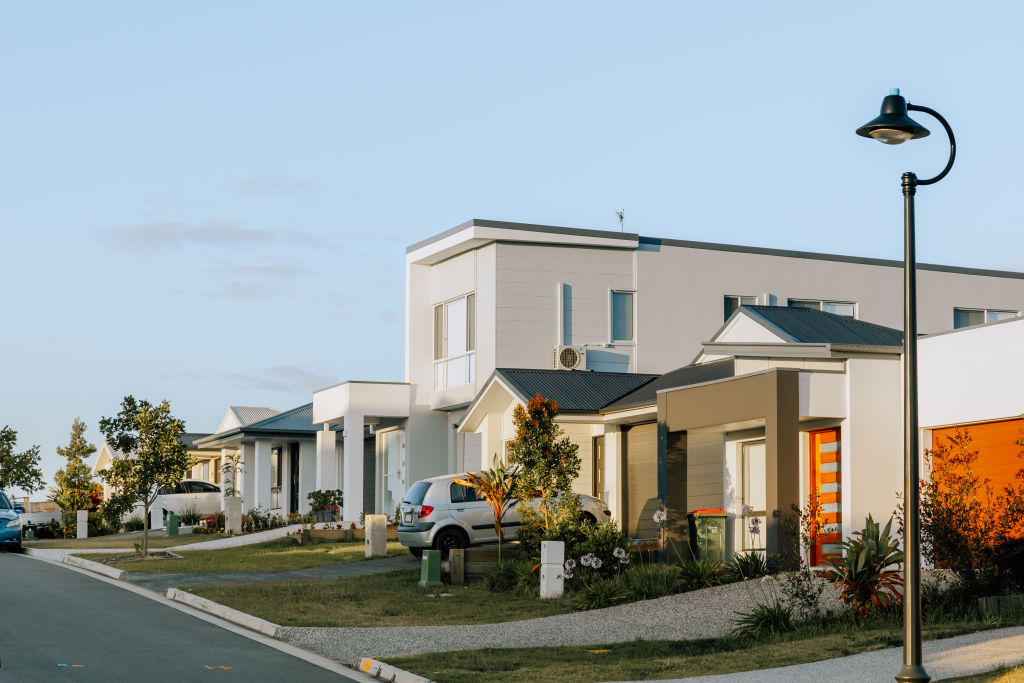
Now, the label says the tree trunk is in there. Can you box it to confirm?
[142,500,150,556]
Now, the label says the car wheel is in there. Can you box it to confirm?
[409,547,424,558]
[433,527,468,558]
[582,512,597,525]
[12,541,21,552]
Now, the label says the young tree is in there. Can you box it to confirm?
[98,396,192,556]
[0,425,44,494]
[51,418,98,534]
[455,455,520,560]
[507,394,580,530]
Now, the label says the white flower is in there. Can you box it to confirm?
[591,557,603,569]
[613,547,627,559]
[580,554,594,568]
[562,571,574,579]
[619,556,630,565]
[741,504,754,515]
[564,558,577,571]
[652,510,667,524]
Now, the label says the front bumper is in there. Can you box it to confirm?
[0,525,22,545]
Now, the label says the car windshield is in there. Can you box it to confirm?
[403,481,431,506]
[0,492,12,510]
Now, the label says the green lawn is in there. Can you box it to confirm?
[383,620,1024,683]
[945,666,1024,682]
[83,537,406,573]
[26,532,228,550]
[188,569,575,626]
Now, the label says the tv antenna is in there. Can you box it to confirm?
[615,209,625,232]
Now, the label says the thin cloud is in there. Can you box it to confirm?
[214,264,314,279]
[205,281,291,300]
[98,220,336,252]
[230,175,317,197]
[225,365,337,393]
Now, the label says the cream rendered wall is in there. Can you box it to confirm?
[843,357,903,540]
[735,358,845,374]
[635,242,1024,374]
[919,318,1024,428]
[559,422,595,496]
[494,242,636,372]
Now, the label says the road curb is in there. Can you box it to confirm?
[358,658,432,682]
[57,552,125,580]
[166,587,281,638]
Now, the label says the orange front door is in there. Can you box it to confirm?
[809,428,842,566]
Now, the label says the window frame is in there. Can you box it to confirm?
[787,298,857,318]
[432,292,477,389]
[740,440,767,552]
[609,289,635,343]
[724,294,757,321]
[953,307,1020,329]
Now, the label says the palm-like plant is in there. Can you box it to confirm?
[824,514,904,621]
[454,455,520,560]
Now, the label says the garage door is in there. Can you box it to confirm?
[930,418,1024,494]
[624,422,658,539]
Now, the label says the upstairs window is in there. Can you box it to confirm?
[724,295,757,321]
[433,293,476,389]
[611,291,634,342]
[954,307,1019,329]
[788,299,856,318]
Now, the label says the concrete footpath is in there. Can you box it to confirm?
[604,625,1024,682]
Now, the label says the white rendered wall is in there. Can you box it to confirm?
[919,318,1024,427]
[299,440,317,513]
[844,357,903,537]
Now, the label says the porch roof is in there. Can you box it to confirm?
[493,368,659,413]
[742,306,903,346]
[195,403,319,447]
[601,358,735,413]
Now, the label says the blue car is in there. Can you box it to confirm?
[0,491,23,551]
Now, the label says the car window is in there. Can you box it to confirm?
[403,481,432,506]
[197,482,220,493]
[158,483,187,495]
[183,482,202,493]
[0,492,11,509]
[449,482,479,504]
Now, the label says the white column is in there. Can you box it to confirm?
[343,412,364,522]
[241,442,255,509]
[253,439,272,510]
[220,448,234,511]
[299,440,317,513]
[316,426,337,491]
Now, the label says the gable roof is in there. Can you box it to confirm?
[494,368,659,413]
[230,406,280,427]
[180,432,213,450]
[602,358,735,413]
[235,403,316,434]
[743,306,904,346]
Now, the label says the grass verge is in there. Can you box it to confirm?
[944,666,1024,682]
[383,618,1024,683]
[80,538,406,573]
[188,569,575,626]
[27,532,227,549]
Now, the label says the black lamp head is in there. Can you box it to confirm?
[856,88,930,145]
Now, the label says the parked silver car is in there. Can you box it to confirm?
[156,480,222,519]
[397,473,612,557]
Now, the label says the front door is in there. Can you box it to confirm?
[289,443,300,515]
[593,436,605,500]
[809,428,842,565]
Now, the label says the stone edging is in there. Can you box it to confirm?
[359,658,432,683]
[59,552,125,580]
[165,587,281,638]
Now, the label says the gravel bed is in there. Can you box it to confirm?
[278,574,842,665]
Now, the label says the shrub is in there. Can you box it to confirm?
[513,558,540,596]
[484,559,521,593]
[824,514,903,621]
[624,562,683,600]
[242,506,271,533]
[732,600,794,637]
[124,515,145,532]
[306,489,344,513]
[573,575,630,610]
[179,504,203,526]
[87,511,114,537]
[678,556,724,591]
[518,495,632,579]
[780,558,829,623]
[724,552,769,582]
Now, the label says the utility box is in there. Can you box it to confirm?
[419,549,442,587]
[165,513,180,536]
[687,510,728,564]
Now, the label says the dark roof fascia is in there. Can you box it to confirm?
[407,218,639,253]
[641,237,1024,280]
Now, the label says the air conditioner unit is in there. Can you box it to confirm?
[553,345,586,370]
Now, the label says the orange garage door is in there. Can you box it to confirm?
[930,417,1024,493]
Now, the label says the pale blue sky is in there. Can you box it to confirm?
[3,3,1023,495]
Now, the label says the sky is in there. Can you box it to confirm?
[3,3,1024,497]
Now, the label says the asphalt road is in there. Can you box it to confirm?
[0,551,359,682]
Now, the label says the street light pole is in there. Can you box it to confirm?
[857,89,956,683]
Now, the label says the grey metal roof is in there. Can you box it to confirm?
[230,406,280,426]
[602,358,736,413]
[494,368,659,413]
[180,432,213,450]
[242,403,316,434]
[747,306,904,346]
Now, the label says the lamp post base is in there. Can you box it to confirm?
[895,663,931,682]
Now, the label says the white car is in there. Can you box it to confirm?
[156,480,221,518]
[397,473,612,557]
